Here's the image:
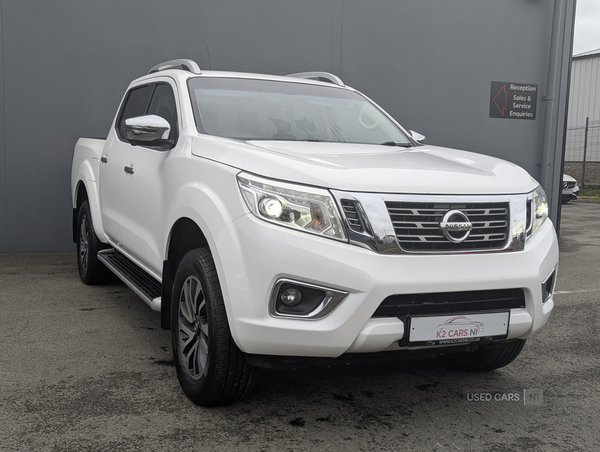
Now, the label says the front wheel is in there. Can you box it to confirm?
[439,339,526,372]
[171,248,257,406]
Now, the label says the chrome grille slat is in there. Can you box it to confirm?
[386,201,510,252]
[387,208,508,215]
[391,221,441,228]
[392,220,507,229]
[340,199,364,233]
[396,234,506,242]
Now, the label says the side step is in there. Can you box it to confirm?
[98,249,162,311]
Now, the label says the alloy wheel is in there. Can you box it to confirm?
[79,214,89,273]
[178,275,209,379]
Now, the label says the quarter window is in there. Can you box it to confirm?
[147,84,178,141]
[117,85,150,140]
[116,83,179,146]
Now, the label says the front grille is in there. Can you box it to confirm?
[372,289,525,318]
[341,199,365,233]
[386,201,509,252]
[563,181,576,189]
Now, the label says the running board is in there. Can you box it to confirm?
[98,249,162,312]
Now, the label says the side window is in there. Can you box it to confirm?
[117,85,150,140]
[146,84,179,142]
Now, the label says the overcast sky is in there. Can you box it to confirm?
[573,0,600,55]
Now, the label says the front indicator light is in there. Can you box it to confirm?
[529,185,548,238]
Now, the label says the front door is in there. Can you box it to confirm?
[120,82,180,275]
[98,84,152,245]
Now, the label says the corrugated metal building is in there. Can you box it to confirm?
[0,0,576,251]
[565,49,600,162]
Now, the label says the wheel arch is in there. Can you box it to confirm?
[161,217,210,330]
[72,181,89,243]
[72,158,107,243]
[160,177,247,331]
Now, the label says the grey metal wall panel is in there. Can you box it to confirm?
[565,53,600,161]
[3,0,80,251]
[0,0,6,250]
[196,0,340,75]
[539,0,576,228]
[0,0,574,251]
[1,0,209,251]
[339,0,552,174]
[569,56,600,126]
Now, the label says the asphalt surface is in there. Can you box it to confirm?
[1,202,600,451]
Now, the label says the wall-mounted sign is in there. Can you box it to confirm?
[489,81,538,120]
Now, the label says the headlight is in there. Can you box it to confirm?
[237,172,346,241]
[530,185,548,236]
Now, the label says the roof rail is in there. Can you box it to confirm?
[148,59,202,75]
[286,72,344,87]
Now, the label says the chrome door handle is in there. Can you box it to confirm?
[124,166,134,175]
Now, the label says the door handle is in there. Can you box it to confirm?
[124,165,135,175]
[100,156,108,163]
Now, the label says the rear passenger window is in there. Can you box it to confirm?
[117,85,150,140]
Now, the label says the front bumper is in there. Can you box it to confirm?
[562,188,579,202]
[211,213,558,357]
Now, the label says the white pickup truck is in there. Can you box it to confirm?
[71,59,558,406]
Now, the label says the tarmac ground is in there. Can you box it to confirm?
[1,201,599,451]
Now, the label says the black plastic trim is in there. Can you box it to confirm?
[161,260,173,330]
[246,342,482,370]
[373,289,525,318]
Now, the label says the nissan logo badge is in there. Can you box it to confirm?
[439,210,473,243]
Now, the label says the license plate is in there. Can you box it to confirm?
[409,312,509,345]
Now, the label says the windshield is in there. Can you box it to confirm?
[188,77,412,145]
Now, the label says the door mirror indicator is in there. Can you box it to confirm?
[410,130,426,144]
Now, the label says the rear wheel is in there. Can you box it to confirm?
[76,201,111,284]
[171,248,257,406]
[439,339,526,371]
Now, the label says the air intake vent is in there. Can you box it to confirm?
[373,288,525,318]
[386,201,509,252]
[341,200,364,233]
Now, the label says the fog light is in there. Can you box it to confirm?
[270,279,349,319]
[280,288,302,307]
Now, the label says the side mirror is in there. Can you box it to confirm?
[123,115,171,144]
[410,130,426,144]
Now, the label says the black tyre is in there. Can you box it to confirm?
[76,201,112,285]
[171,248,257,406]
[439,339,526,372]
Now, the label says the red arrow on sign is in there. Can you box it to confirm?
[493,85,508,116]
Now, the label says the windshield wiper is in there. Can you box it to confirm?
[380,141,413,147]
